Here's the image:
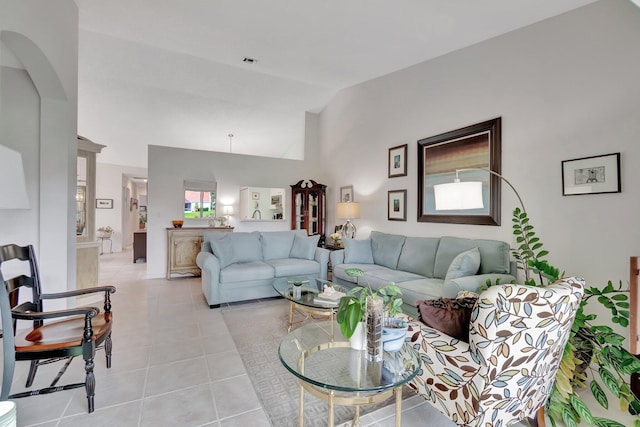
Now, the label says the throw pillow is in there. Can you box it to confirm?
[209,235,234,269]
[416,297,478,342]
[343,239,374,264]
[229,232,263,263]
[289,234,320,260]
[445,247,480,281]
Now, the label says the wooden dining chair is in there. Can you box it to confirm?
[0,244,115,413]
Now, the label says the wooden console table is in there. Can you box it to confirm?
[166,227,232,279]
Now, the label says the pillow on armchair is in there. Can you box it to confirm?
[416,297,478,342]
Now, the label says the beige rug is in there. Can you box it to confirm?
[222,298,409,427]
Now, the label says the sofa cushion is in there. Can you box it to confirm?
[434,236,510,279]
[397,237,440,278]
[260,231,296,261]
[290,234,320,260]
[219,261,274,282]
[332,263,386,284]
[209,235,234,268]
[445,247,480,281]
[203,231,230,254]
[229,232,263,263]
[343,239,374,264]
[371,231,406,270]
[395,278,445,310]
[268,258,320,277]
[365,268,425,288]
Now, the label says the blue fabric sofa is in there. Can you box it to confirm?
[329,231,516,317]
[196,230,329,308]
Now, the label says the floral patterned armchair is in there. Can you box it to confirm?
[406,277,585,427]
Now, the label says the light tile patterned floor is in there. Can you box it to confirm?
[4,249,631,426]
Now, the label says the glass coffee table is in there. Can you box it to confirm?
[273,277,347,333]
[279,321,421,427]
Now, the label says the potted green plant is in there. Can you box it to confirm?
[96,226,113,238]
[336,268,403,339]
[138,214,147,229]
[506,208,640,427]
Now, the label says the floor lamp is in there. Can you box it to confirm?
[336,202,360,239]
[433,168,529,281]
[433,168,525,213]
[0,145,30,210]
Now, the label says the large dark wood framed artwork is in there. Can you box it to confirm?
[417,118,502,225]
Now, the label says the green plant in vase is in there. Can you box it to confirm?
[507,207,640,427]
[336,268,403,339]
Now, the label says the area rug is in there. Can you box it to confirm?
[222,298,412,427]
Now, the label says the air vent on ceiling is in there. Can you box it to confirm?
[242,57,258,64]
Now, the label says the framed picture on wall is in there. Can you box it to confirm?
[417,118,502,225]
[561,152,621,196]
[96,199,113,209]
[388,190,407,221]
[388,144,408,178]
[340,185,354,203]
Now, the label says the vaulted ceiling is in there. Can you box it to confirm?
[75,0,598,168]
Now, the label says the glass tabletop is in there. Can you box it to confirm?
[273,277,348,310]
[278,321,421,393]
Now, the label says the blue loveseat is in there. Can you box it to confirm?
[330,231,516,317]
[196,230,329,308]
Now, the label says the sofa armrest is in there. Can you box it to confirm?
[329,249,345,266]
[314,247,330,280]
[196,251,221,306]
[442,273,516,298]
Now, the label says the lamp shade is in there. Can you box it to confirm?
[336,202,360,219]
[223,205,234,215]
[433,181,483,210]
[0,145,30,209]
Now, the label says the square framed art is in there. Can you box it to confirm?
[340,185,354,203]
[387,190,407,221]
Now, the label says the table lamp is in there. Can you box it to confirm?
[223,205,234,226]
[336,202,360,239]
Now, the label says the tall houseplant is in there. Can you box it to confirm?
[508,207,640,427]
[336,268,403,339]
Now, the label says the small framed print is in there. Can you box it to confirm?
[562,152,621,196]
[388,144,408,178]
[252,192,260,200]
[388,190,407,221]
[96,199,113,209]
[340,185,354,203]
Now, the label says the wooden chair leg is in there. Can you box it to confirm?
[527,406,546,427]
[84,357,96,413]
[105,333,112,369]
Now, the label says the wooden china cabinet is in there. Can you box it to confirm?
[290,180,326,244]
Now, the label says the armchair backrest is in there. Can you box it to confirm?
[468,277,584,423]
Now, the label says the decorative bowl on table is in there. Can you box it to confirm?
[172,220,184,228]
[382,318,409,352]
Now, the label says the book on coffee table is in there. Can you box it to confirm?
[312,287,346,306]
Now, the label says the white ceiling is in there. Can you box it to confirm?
[75,0,598,168]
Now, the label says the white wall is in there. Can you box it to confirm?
[146,112,324,278]
[95,162,147,252]
[0,0,79,304]
[320,0,640,306]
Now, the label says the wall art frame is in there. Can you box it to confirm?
[387,190,407,221]
[417,118,502,225]
[561,152,621,196]
[388,144,408,178]
[96,198,113,209]
[339,185,354,203]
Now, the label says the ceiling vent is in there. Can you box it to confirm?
[242,57,258,64]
